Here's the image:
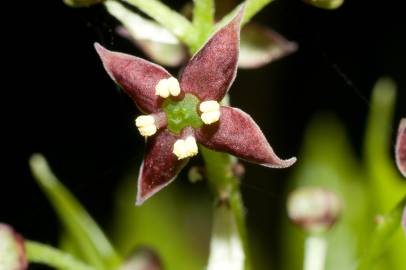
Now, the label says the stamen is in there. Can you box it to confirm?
[199,100,221,124]
[155,77,181,98]
[135,115,157,137]
[173,136,198,160]
[201,111,221,124]
[199,101,220,112]
[167,77,181,96]
[155,79,170,98]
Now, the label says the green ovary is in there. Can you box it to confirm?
[163,94,203,134]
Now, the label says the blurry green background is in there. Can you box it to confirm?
[1,0,405,269]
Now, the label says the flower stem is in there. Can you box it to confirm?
[123,0,196,47]
[200,147,251,270]
[25,240,97,270]
[303,234,327,270]
[216,0,275,30]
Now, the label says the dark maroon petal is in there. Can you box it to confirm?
[396,118,406,178]
[0,223,28,270]
[195,106,296,168]
[94,43,171,113]
[179,7,244,101]
[136,130,188,205]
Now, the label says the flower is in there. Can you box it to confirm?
[0,223,27,270]
[287,187,341,233]
[95,7,296,205]
[396,118,406,178]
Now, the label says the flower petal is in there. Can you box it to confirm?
[195,106,296,168]
[179,7,244,101]
[94,43,171,113]
[136,130,188,205]
[396,118,406,178]
[239,23,298,69]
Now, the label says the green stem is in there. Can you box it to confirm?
[303,234,327,270]
[200,147,251,270]
[192,0,215,51]
[356,194,406,270]
[123,0,196,47]
[216,0,275,30]
[29,154,121,270]
[26,240,96,270]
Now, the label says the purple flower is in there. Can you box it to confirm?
[95,8,296,205]
[396,118,406,178]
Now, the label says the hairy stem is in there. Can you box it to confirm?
[26,240,96,270]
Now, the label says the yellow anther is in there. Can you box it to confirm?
[173,136,198,160]
[199,100,220,112]
[167,77,181,96]
[155,77,181,98]
[199,100,221,124]
[155,79,170,98]
[201,111,221,125]
[135,115,157,137]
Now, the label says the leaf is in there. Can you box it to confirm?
[122,0,196,47]
[105,1,187,67]
[29,154,121,270]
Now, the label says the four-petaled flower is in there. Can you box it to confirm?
[95,8,296,205]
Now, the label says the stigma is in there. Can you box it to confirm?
[155,77,181,98]
[199,100,220,124]
[173,136,198,160]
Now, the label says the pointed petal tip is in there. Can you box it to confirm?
[94,42,106,55]
[261,156,297,169]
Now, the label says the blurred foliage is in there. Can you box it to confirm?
[281,78,406,270]
[110,172,212,270]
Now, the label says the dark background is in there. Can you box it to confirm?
[2,0,405,269]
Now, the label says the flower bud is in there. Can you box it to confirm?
[63,0,104,8]
[287,187,341,233]
[119,247,163,270]
[0,223,27,270]
[303,0,344,10]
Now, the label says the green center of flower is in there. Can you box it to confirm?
[163,94,203,134]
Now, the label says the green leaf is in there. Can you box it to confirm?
[217,0,274,30]
[105,0,187,67]
[302,0,344,10]
[123,0,196,48]
[363,78,406,269]
[364,78,406,210]
[64,0,104,8]
[29,154,121,270]
[26,240,96,270]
